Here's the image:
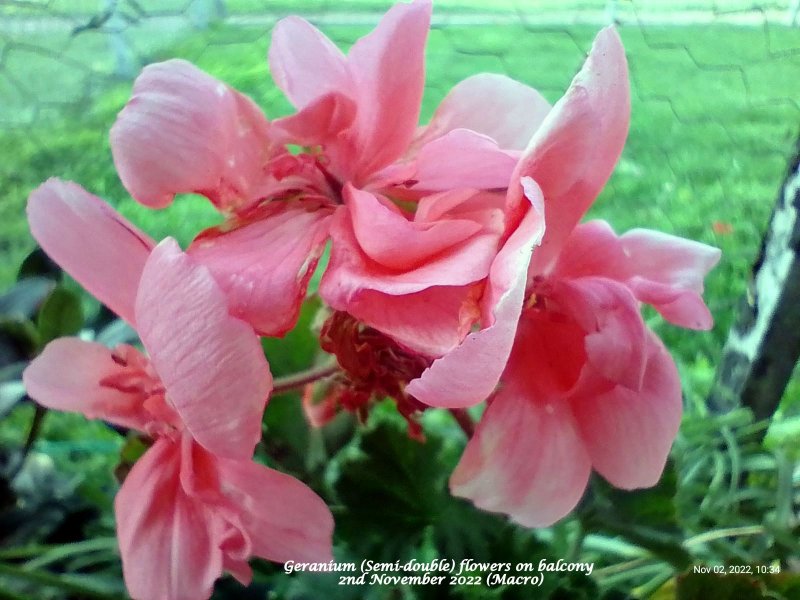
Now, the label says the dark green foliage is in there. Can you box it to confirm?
[36,287,83,346]
[0,9,799,600]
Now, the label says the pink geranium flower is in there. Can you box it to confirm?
[109,1,440,337]
[409,28,721,526]
[308,179,544,432]
[22,180,334,600]
[109,0,532,345]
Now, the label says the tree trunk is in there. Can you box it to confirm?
[708,136,800,420]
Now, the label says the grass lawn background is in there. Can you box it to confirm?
[1,3,799,595]
[2,9,799,375]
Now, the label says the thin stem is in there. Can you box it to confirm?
[23,406,47,457]
[684,525,765,547]
[567,521,585,562]
[593,557,653,578]
[271,362,339,396]
[633,569,675,599]
[449,408,474,438]
[9,406,48,479]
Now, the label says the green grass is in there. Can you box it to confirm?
[2,0,792,17]
[1,13,799,595]
[1,18,799,393]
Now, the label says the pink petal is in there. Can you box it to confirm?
[405,181,546,408]
[553,222,720,331]
[22,338,150,431]
[271,91,357,148]
[188,202,333,336]
[505,308,590,400]
[411,129,519,192]
[347,186,483,271]
[450,389,591,528]
[554,276,647,392]
[621,229,721,330]
[176,438,255,586]
[268,16,350,110]
[115,438,224,600]
[343,0,432,181]
[219,458,335,564]
[27,179,154,326]
[135,239,271,460]
[550,220,629,281]
[111,59,273,211]
[515,27,630,272]
[418,73,551,151]
[338,286,476,358]
[571,333,682,488]
[321,193,498,301]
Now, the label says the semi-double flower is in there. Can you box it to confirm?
[408,28,721,526]
[109,0,549,420]
[23,181,334,600]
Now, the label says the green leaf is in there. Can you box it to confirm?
[328,409,446,562]
[582,464,692,570]
[36,287,83,345]
[0,317,41,361]
[0,277,55,320]
[764,415,800,460]
[261,297,322,377]
[17,247,61,282]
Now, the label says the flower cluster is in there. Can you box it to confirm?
[22,1,720,598]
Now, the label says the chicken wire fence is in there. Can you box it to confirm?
[1,0,799,405]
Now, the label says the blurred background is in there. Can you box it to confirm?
[1,1,799,598]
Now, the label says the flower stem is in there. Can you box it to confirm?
[271,362,339,396]
[449,408,474,438]
[684,525,765,547]
[23,406,47,457]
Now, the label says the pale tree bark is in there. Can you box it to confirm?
[708,136,800,420]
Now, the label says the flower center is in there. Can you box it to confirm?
[99,344,181,437]
[312,311,432,439]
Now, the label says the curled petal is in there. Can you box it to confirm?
[219,458,335,564]
[22,338,150,431]
[348,186,483,271]
[553,221,720,331]
[189,202,334,336]
[406,181,546,408]
[418,73,551,151]
[410,129,519,192]
[572,334,682,488]
[27,179,154,326]
[135,239,271,460]
[111,59,273,211]
[515,27,630,272]
[554,276,647,392]
[450,389,591,528]
[116,439,225,600]
[621,229,720,330]
[268,16,350,110]
[321,190,498,301]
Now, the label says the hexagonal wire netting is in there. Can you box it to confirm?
[1,2,800,597]
[0,0,798,404]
